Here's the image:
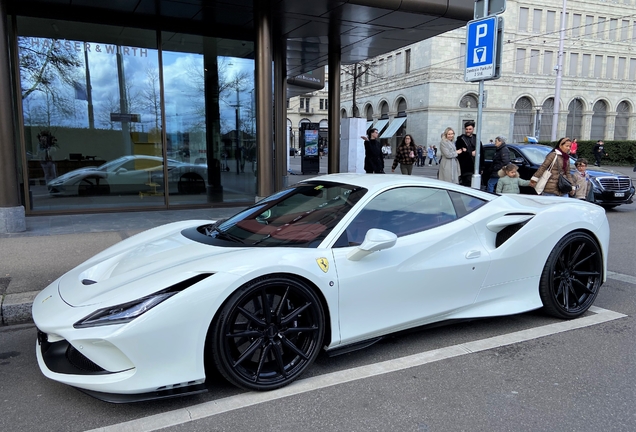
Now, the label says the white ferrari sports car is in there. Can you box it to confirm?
[33,174,609,402]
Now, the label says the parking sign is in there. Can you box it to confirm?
[465,16,498,82]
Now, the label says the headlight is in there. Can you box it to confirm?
[73,291,177,328]
[73,273,213,328]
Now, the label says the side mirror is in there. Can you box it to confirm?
[347,228,397,261]
[115,167,128,174]
[511,157,525,165]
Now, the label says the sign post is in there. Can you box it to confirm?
[465,0,504,189]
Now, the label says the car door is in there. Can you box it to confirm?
[330,186,491,346]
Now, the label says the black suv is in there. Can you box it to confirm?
[482,143,634,208]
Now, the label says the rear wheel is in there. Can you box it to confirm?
[211,276,324,391]
[177,173,205,194]
[539,232,602,319]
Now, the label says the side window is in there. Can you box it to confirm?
[448,191,487,217]
[509,148,522,161]
[338,187,457,246]
[483,147,495,161]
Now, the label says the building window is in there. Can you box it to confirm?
[594,55,603,78]
[618,57,626,80]
[582,54,591,77]
[621,20,629,42]
[585,16,594,37]
[533,9,542,33]
[299,98,304,109]
[597,17,606,39]
[630,58,636,81]
[546,11,556,33]
[606,56,615,79]
[519,8,529,32]
[305,98,310,112]
[529,50,539,74]
[319,99,328,110]
[590,101,608,141]
[615,101,630,140]
[609,19,618,41]
[405,49,411,74]
[571,14,581,37]
[459,43,466,69]
[460,94,479,109]
[516,48,526,74]
[396,52,402,74]
[568,53,578,76]
[286,99,290,109]
[543,51,554,75]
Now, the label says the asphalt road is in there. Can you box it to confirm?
[1,202,635,432]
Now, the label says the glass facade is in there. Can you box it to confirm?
[17,17,255,212]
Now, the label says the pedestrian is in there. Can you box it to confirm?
[432,145,439,165]
[496,163,530,194]
[382,143,391,159]
[438,127,463,184]
[416,145,424,166]
[456,120,484,187]
[592,140,608,166]
[572,158,593,200]
[570,138,578,159]
[426,145,436,166]
[486,136,510,193]
[529,137,576,197]
[360,128,384,173]
[391,134,417,174]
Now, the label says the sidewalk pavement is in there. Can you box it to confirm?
[1,161,634,326]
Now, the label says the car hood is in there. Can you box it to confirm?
[584,166,626,177]
[58,221,245,307]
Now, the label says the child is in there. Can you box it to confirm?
[496,163,531,194]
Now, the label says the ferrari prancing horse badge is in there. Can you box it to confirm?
[316,257,329,273]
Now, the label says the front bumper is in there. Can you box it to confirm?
[593,187,634,205]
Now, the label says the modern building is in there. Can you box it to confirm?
[0,0,473,231]
[340,0,636,151]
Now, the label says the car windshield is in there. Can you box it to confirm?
[198,181,367,247]
[522,145,576,165]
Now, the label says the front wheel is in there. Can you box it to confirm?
[539,232,603,319]
[211,276,325,391]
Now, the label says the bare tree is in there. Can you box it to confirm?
[138,65,161,129]
[341,61,380,117]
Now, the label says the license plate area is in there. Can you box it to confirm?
[615,192,625,197]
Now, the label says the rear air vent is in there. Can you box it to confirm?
[495,222,528,248]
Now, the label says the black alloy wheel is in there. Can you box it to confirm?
[539,232,603,319]
[78,178,110,196]
[211,276,325,391]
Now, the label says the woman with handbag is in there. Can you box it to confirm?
[391,134,417,175]
[529,137,576,197]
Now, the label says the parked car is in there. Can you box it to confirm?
[33,173,608,401]
[482,143,635,208]
[47,155,208,196]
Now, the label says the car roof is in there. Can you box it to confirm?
[301,173,495,199]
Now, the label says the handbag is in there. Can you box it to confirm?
[534,154,557,194]
[558,174,573,194]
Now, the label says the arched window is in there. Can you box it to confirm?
[380,101,389,119]
[299,118,310,128]
[365,105,374,121]
[460,94,479,108]
[513,97,534,142]
[614,101,630,140]
[590,100,607,141]
[396,98,407,117]
[319,119,328,129]
[566,98,584,139]
[341,108,348,119]
[539,98,554,141]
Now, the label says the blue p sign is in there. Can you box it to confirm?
[465,17,498,81]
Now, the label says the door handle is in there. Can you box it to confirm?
[465,250,481,259]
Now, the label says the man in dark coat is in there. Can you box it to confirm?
[487,135,510,192]
[361,128,384,173]
[456,121,484,187]
[592,140,608,166]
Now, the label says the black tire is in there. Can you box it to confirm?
[211,275,324,391]
[539,231,603,319]
[177,173,205,194]
[78,178,110,196]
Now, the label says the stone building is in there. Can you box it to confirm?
[339,0,636,150]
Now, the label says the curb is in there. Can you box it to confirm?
[1,291,37,326]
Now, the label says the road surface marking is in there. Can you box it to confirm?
[607,271,636,285]
[86,306,626,432]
